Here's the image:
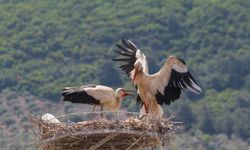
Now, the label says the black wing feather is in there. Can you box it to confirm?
[113,39,137,78]
[114,49,134,57]
[61,85,100,105]
[155,69,201,105]
[116,44,135,54]
[113,40,144,106]
[127,40,138,50]
[122,40,137,52]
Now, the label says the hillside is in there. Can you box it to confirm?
[0,90,94,149]
[0,0,250,149]
[0,91,249,150]
[1,0,249,99]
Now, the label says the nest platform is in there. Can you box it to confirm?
[31,111,179,150]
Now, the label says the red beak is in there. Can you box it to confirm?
[123,89,135,97]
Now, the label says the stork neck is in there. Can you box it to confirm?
[134,71,145,84]
[115,93,123,102]
[112,95,122,111]
[115,95,122,102]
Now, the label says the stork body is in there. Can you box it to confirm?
[61,84,132,112]
[113,40,202,118]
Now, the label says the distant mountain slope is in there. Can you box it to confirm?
[0,0,249,100]
[0,90,92,149]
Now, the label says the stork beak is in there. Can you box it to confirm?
[123,89,135,96]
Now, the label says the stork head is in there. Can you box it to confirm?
[132,60,143,83]
[115,88,133,99]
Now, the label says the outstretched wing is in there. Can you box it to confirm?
[61,84,100,104]
[112,39,148,105]
[112,39,148,80]
[154,56,202,105]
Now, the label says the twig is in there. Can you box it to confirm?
[126,132,145,150]
[88,133,119,150]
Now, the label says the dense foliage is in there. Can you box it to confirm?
[0,0,249,149]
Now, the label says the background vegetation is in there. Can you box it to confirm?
[0,0,249,149]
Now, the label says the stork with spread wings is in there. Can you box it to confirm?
[113,40,202,118]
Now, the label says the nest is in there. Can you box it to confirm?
[31,112,179,150]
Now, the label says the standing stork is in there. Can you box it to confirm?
[113,40,202,118]
[61,84,133,114]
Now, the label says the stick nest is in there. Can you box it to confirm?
[31,113,178,150]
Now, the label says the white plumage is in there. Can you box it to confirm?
[113,40,202,118]
[61,84,133,112]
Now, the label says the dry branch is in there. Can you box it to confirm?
[30,113,179,150]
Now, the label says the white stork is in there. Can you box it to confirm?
[113,40,202,118]
[61,84,133,113]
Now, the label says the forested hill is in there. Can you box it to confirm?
[0,0,250,149]
[1,0,249,99]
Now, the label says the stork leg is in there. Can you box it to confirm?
[100,104,103,118]
[139,103,148,120]
[144,103,148,114]
[92,105,96,112]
